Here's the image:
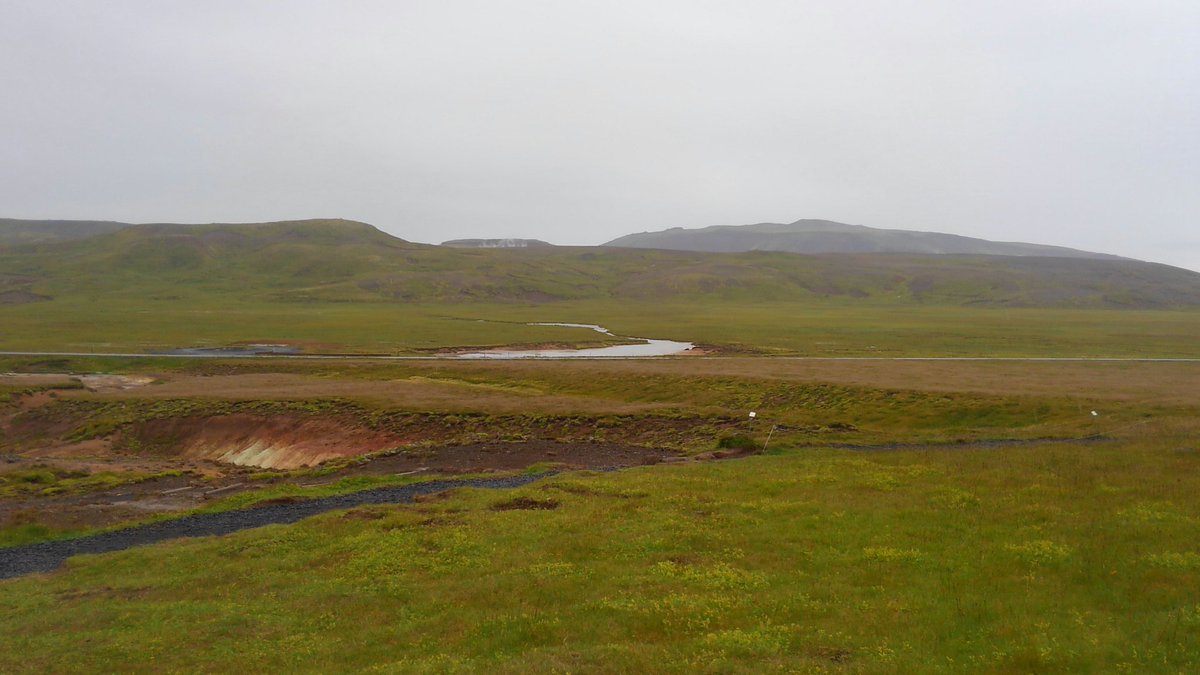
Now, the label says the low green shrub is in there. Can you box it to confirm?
[716,434,757,450]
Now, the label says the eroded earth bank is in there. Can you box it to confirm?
[0,371,748,540]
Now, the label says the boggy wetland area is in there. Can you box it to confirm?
[3,342,1200,671]
[2,219,1200,672]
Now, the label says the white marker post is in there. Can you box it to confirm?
[761,425,777,454]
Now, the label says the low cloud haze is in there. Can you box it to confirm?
[2,1,1197,270]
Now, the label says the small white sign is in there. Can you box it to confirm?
[748,411,757,418]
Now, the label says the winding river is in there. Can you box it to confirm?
[1,323,695,360]
[456,323,694,359]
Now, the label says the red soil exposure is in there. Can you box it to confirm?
[128,414,401,470]
[125,415,683,471]
[0,440,677,533]
[116,409,720,470]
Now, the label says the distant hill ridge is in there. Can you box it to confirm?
[0,218,132,246]
[0,217,407,248]
[4,216,1199,309]
[3,216,1126,261]
[604,219,1124,260]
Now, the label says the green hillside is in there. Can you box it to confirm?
[2,218,1200,355]
[3,218,1199,307]
[0,218,133,246]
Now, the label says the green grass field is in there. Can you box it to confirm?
[4,297,1200,357]
[1,356,1198,671]
[2,430,1198,672]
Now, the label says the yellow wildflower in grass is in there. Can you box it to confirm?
[862,547,922,563]
[1004,540,1073,565]
[653,560,768,590]
[701,625,794,656]
[1143,552,1200,570]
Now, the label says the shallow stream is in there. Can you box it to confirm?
[154,323,692,359]
[457,322,693,359]
[0,474,551,579]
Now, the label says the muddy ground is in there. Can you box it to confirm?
[0,372,707,536]
[0,440,676,533]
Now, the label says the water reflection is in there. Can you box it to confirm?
[458,324,693,359]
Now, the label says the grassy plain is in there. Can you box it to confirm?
[3,297,1200,357]
[1,357,1198,671]
[2,428,1198,672]
[8,357,1192,447]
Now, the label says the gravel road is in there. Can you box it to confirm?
[0,473,550,580]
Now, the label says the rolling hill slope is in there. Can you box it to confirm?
[0,218,133,246]
[604,219,1124,259]
[1,218,1199,309]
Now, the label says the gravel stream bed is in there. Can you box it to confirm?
[0,473,551,580]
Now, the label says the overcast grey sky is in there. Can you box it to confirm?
[3,1,1198,270]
